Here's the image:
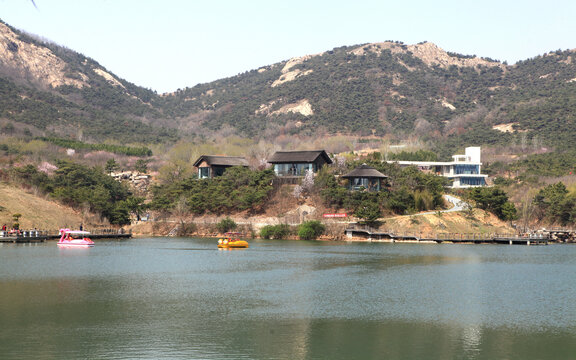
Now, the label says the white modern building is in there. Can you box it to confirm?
[388,147,488,188]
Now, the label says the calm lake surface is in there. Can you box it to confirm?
[1,237,575,360]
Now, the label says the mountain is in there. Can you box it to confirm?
[157,42,505,136]
[2,18,576,154]
[0,20,176,144]
[160,41,576,154]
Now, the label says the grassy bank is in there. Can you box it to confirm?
[0,183,84,230]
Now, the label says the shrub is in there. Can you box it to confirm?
[468,187,515,220]
[354,200,381,225]
[414,191,434,211]
[298,220,325,240]
[177,222,197,236]
[216,217,237,233]
[150,168,275,214]
[259,225,274,239]
[260,224,291,239]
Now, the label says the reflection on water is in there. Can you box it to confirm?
[1,238,575,359]
[461,326,483,359]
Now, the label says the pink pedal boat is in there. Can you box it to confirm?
[57,228,94,247]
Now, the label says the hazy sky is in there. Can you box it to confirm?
[1,0,575,93]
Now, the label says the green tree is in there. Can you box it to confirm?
[150,168,275,215]
[468,187,512,220]
[51,161,132,224]
[217,217,237,233]
[11,213,21,230]
[134,159,149,173]
[260,224,291,239]
[297,220,325,240]
[123,196,147,221]
[10,165,53,193]
[108,203,131,225]
[354,200,381,225]
[533,182,576,225]
[387,188,414,214]
[501,201,518,224]
[105,158,119,173]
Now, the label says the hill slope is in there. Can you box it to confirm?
[2,17,576,154]
[0,183,83,229]
[156,41,576,154]
[0,20,176,144]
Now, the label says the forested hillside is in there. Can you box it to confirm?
[2,18,576,155]
[0,20,176,144]
[157,42,576,157]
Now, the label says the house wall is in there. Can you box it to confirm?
[465,147,482,163]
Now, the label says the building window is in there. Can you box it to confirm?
[199,167,210,179]
[454,164,479,175]
[351,177,368,190]
[460,177,485,186]
[274,163,314,176]
[349,178,381,191]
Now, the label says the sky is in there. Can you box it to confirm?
[1,0,575,93]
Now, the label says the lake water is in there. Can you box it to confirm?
[1,238,575,359]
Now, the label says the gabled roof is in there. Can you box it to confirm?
[342,164,388,178]
[268,150,333,164]
[193,155,249,167]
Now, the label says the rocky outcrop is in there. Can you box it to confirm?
[110,171,151,194]
[349,41,504,70]
[271,53,323,87]
[0,22,88,88]
[257,99,314,117]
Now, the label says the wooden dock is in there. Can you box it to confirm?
[345,226,549,245]
[0,229,132,244]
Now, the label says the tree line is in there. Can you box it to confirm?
[38,137,153,156]
[9,161,145,225]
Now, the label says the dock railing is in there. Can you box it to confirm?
[0,228,131,238]
[345,224,551,244]
[0,230,51,238]
[86,228,130,235]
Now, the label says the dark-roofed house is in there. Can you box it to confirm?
[268,150,332,177]
[193,155,249,179]
[342,164,388,191]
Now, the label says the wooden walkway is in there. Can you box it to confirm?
[0,229,132,243]
[345,226,549,245]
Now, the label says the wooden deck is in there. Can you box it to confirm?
[345,226,549,245]
[0,229,132,243]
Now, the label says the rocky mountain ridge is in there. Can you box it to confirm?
[2,18,576,154]
[0,20,174,143]
[0,21,129,91]
[350,41,503,69]
[0,22,85,89]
